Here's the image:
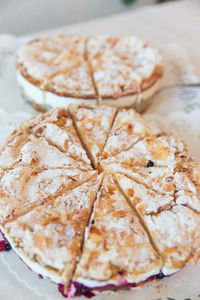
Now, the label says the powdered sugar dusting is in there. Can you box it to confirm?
[87,35,163,98]
[101,108,161,161]
[144,205,200,275]
[5,175,101,283]
[17,33,96,98]
[69,103,117,166]
[74,174,161,285]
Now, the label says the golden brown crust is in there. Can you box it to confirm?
[74,175,162,285]
[5,174,102,284]
[68,103,117,168]
[97,67,163,100]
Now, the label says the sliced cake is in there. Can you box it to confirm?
[68,103,117,168]
[28,107,91,166]
[86,35,163,109]
[70,175,162,297]
[101,134,189,169]
[0,166,97,225]
[16,33,163,111]
[0,105,199,299]
[116,173,174,215]
[144,205,200,275]
[100,108,161,162]
[4,175,102,285]
[17,33,97,109]
[105,163,175,195]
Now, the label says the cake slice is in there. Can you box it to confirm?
[0,166,97,225]
[174,162,200,212]
[17,33,97,108]
[4,175,102,285]
[116,173,174,215]
[68,103,117,168]
[144,205,200,275]
[70,174,162,297]
[101,134,189,169]
[28,108,91,166]
[86,35,163,109]
[105,163,175,196]
[116,173,200,276]
[0,130,90,171]
[100,109,161,162]
[115,162,200,213]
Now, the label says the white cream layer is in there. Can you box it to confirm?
[76,264,161,288]
[16,71,97,109]
[17,71,161,109]
[1,224,177,289]
[102,78,161,108]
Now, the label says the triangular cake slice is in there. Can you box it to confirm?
[17,33,96,102]
[101,134,189,169]
[27,108,91,166]
[116,173,174,215]
[144,205,200,275]
[0,166,97,225]
[116,173,200,275]
[174,162,200,212]
[105,163,175,196]
[86,35,163,107]
[4,175,102,285]
[0,129,91,171]
[109,162,200,212]
[70,174,162,297]
[68,103,117,168]
[100,109,161,161]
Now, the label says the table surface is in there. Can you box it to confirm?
[0,1,200,299]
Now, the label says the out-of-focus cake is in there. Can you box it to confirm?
[16,33,163,112]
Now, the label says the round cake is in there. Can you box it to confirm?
[16,33,163,112]
[0,104,199,298]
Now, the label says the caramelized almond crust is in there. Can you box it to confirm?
[27,108,91,166]
[101,134,190,170]
[0,131,90,171]
[105,163,175,196]
[100,108,162,161]
[5,175,102,285]
[116,173,174,215]
[73,175,162,290]
[17,33,96,99]
[144,205,200,275]
[173,162,200,212]
[0,166,97,225]
[116,171,200,276]
[68,103,117,168]
[86,35,163,100]
[108,162,200,213]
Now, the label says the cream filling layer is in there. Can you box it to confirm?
[101,78,161,108]
[1,224,177,288]
[16,71,97,109]
[17,71,161,109]
[76,264,161,288]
